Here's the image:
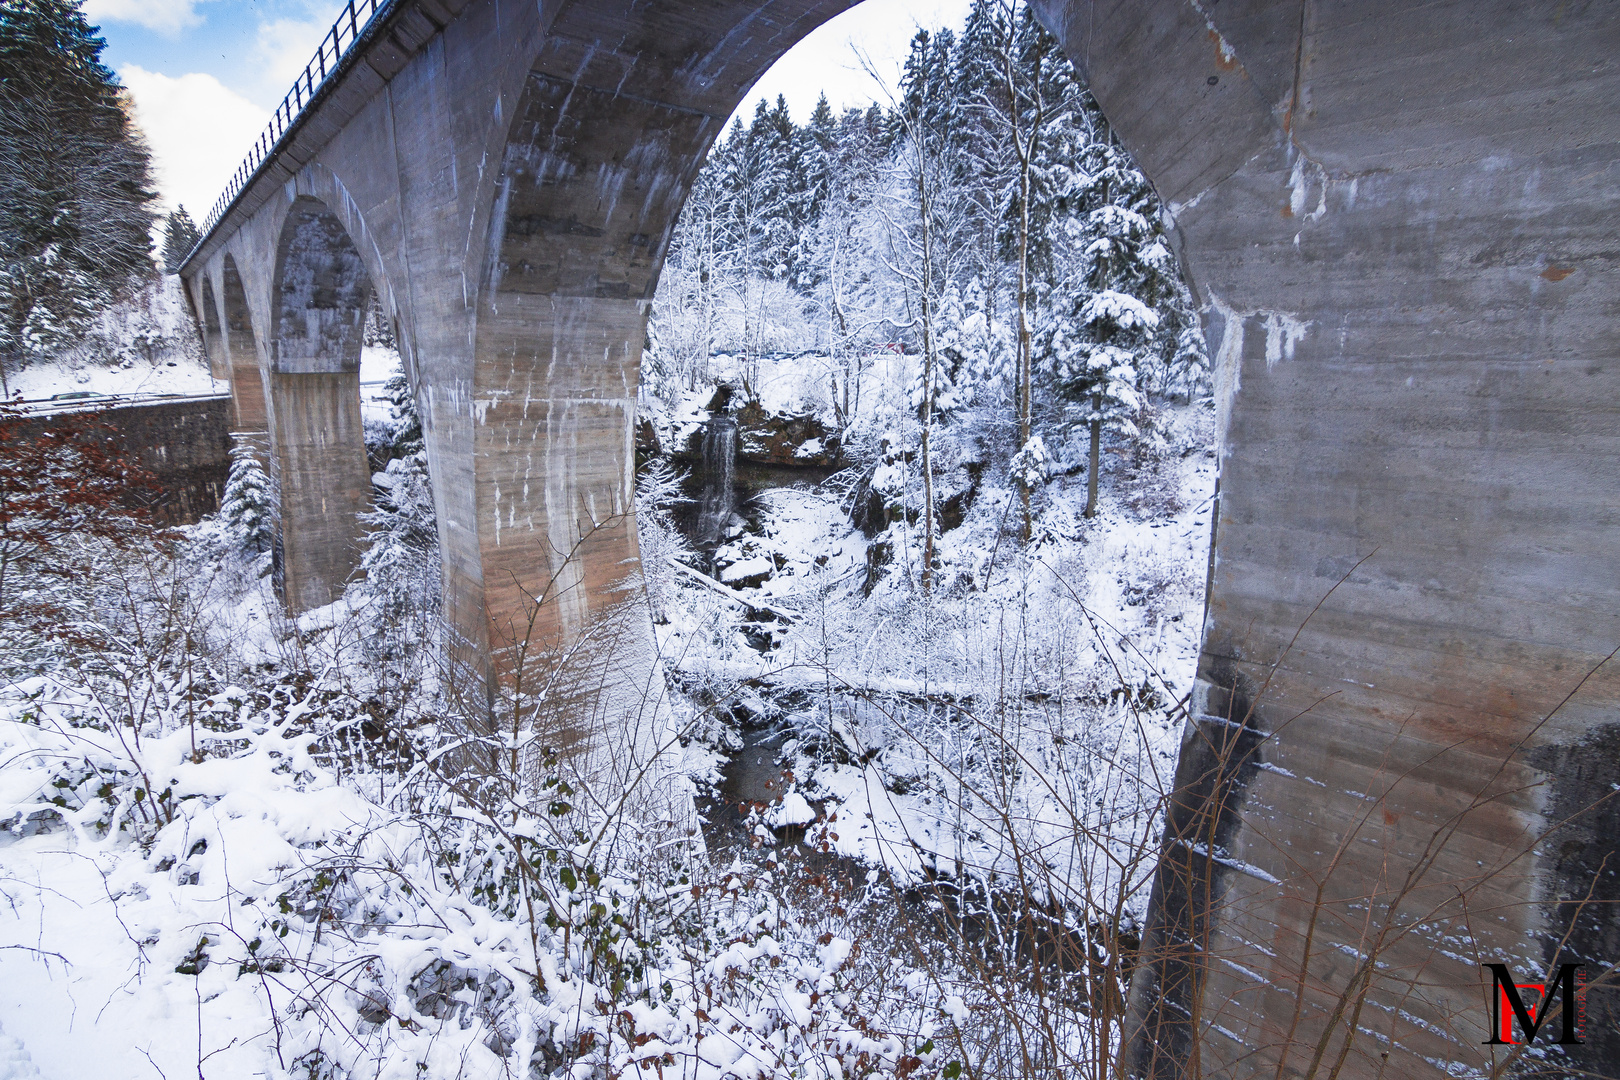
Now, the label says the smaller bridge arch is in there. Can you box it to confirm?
[197,276,228,380]
[220,255,268,432]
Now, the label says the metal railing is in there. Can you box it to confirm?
[188,0,394,257]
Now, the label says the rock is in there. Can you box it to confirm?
[733,400,839,467]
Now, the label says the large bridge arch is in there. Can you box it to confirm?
[175,2,1620,1075]
[463,6,809,682]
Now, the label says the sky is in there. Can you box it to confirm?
[87,0,974,220]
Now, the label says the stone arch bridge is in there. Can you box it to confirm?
[178,2,1620,1076]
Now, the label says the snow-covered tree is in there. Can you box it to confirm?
[160,207,198,275]
[1063,135,1207,399]
[219,442,274,555]
[380,371,423,459]
[807,104,894,433]
[358,451,438,629]
[889,26,974,591]
[910,283,986,421]
[0,0,157,389]
[1042,289,1155,518]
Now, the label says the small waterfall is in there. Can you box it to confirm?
[694,415,738,547]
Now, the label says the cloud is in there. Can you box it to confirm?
[251,7,349,101]
[119,65,270,218]
[82,0,205,36]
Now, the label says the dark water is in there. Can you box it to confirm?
[697,722,1110,982]
[699,725,802,852]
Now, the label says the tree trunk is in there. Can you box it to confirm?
[1003,42,1043,543]
[915,140,938,594]
[1084,410,1102,518]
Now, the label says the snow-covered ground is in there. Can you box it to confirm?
[0,655,947,1079]
[0,324,1218,1078]
[8,276,225,403]
[644,347,1217,938]
[360,344,401,424]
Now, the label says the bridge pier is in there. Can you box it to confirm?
[267,371,370,612]
[263,197,374,614]
[196,277,229,380]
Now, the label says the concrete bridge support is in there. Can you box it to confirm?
[265,198,374,614]
[178,1,1620,1074]
[1025,3,1620,1075]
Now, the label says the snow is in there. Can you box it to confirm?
[8,276,226,404]
[359,343,402,423]
[0,1023,41,1080]
[10,354,223,401]
[765,791,817,827]
[1079,289,1160,333]
[0,690,388,1079]
[720,555,775,584]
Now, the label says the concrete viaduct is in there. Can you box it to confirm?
[178,1,1620,1076]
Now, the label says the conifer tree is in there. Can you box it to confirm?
[796,94,837,292]
[220,443,274,555]
[0,0,157,386]
[749,95,813,289]
[909,283,986,421]
[160,206,198,274]
[1042,142,1164,517]
[382,372,424,458]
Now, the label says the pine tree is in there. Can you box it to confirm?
[795,94,837,292]
[382,372,423,457]
[1062,130,1207,397]
[910,283,980,420]
[748,95,810,287]
[1042,196,1161,517]
[160,206,198,274]
[220,443,274,555]
[947,0,1013,312]
[898,26,957,157]
[0,0,157,388]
